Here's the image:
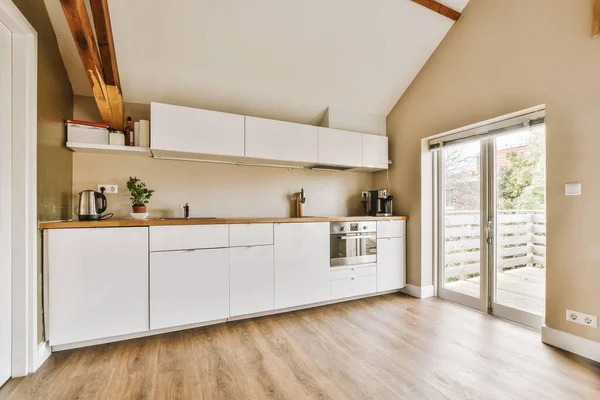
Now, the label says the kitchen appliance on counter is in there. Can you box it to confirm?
[367,190,393,217]
[77,190,112,221]
[330,221,377,267]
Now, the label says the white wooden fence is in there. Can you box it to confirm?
[445,210,546,280]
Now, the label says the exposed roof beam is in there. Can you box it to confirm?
[594,0,600,38]
[59,0,124,129]
[410,0,461,21]
[89,0,124,128]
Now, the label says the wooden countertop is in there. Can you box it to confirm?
[39,216,408,229]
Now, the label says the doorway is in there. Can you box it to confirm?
[0,18,12,387]
[435,109,546,329]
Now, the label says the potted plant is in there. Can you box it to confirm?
[127,177,155,213]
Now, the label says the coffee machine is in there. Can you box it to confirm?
[366,190,393,217]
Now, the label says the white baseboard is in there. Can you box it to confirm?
[52,318,229,352]
[541,325,600,363]
[400,284,435,299]
[37,341,51,368]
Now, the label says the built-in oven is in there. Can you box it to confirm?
[330,221,377,267]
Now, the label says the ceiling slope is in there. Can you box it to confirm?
[46,0,468,124]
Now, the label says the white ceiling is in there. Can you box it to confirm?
[46,0,468,124]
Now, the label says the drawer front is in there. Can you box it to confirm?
[330,275,377,300]
[150,225,229,251]
[330,265,376,281]
[377,220,405,238]
[229,224,274,247]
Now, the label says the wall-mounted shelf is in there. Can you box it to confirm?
[66,142,152,157]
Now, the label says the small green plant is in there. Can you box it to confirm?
[127,177,155,207]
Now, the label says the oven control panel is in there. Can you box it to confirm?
[330,221,377,234]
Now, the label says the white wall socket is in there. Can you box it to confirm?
[361,191,369,198]
[566,309,597,328]
[98,184,118,194]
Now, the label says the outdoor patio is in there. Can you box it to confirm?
[444,210,546,315]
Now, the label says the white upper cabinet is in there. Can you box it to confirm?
[362,134,389,170]
[245,116,318,164]
[151,102,244,157]
[317,127,362,167]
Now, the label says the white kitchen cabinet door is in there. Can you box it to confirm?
[362,134,388,170]
[377,220,405,239]
[245,116,318,164]
[274,223,330,309]
[229,223,273,247]
[150,248,229,330]
[377,237,406,292]
[230,245,274,317]
[149,224,229,252]
[151,102,244,157]
[48,227,149,346]
[318,127,362,167]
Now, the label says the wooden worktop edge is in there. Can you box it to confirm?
[39,216,408,229]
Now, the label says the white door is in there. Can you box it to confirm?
[377,237,406,292]
[437,116,546,329]
[150,248,230,330]
[48,228,149,346]
[230,245,274,317]
[0,20,12,387]
[274,223,329,309]
[317,127,362,167]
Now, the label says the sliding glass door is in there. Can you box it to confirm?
[438,139,488,312]
[490,126,546,328]
[437,115,546,329]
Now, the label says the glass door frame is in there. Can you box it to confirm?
[436,139,489,314]
[487,140,544,329]
[436,137,544,330]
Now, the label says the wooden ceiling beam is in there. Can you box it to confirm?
[89,0,123,129]
[593,0,600,38]
[410,0,461,22]
[60,0,124,129]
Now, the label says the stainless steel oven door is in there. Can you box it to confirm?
[330,233,377,267]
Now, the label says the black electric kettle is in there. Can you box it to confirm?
[77,190,112,221]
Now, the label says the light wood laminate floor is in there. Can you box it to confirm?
[1,294,598,400]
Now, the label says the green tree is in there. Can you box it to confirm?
[498,133,545,210]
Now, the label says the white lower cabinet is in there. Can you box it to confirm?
[274,223,330,309]
[230,245,274,317]
[47,227,149,346]
[377,237,406,292]
[150,248,229,330]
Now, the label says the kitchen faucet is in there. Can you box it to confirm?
[179,203,191,219]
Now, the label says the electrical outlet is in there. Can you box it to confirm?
[361,191,369,198]
[98,184,118,194]
[566,309,597,328]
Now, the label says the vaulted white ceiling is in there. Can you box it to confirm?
[46,0,468,124]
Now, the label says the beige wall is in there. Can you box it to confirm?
[12,0,74,343]
[375,0,600,342]
[72,96,373,219]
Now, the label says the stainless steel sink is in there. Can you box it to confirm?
[158,217,218,220]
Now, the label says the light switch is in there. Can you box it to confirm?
[565,183,581,196]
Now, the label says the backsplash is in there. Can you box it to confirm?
[72,153,374,219]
